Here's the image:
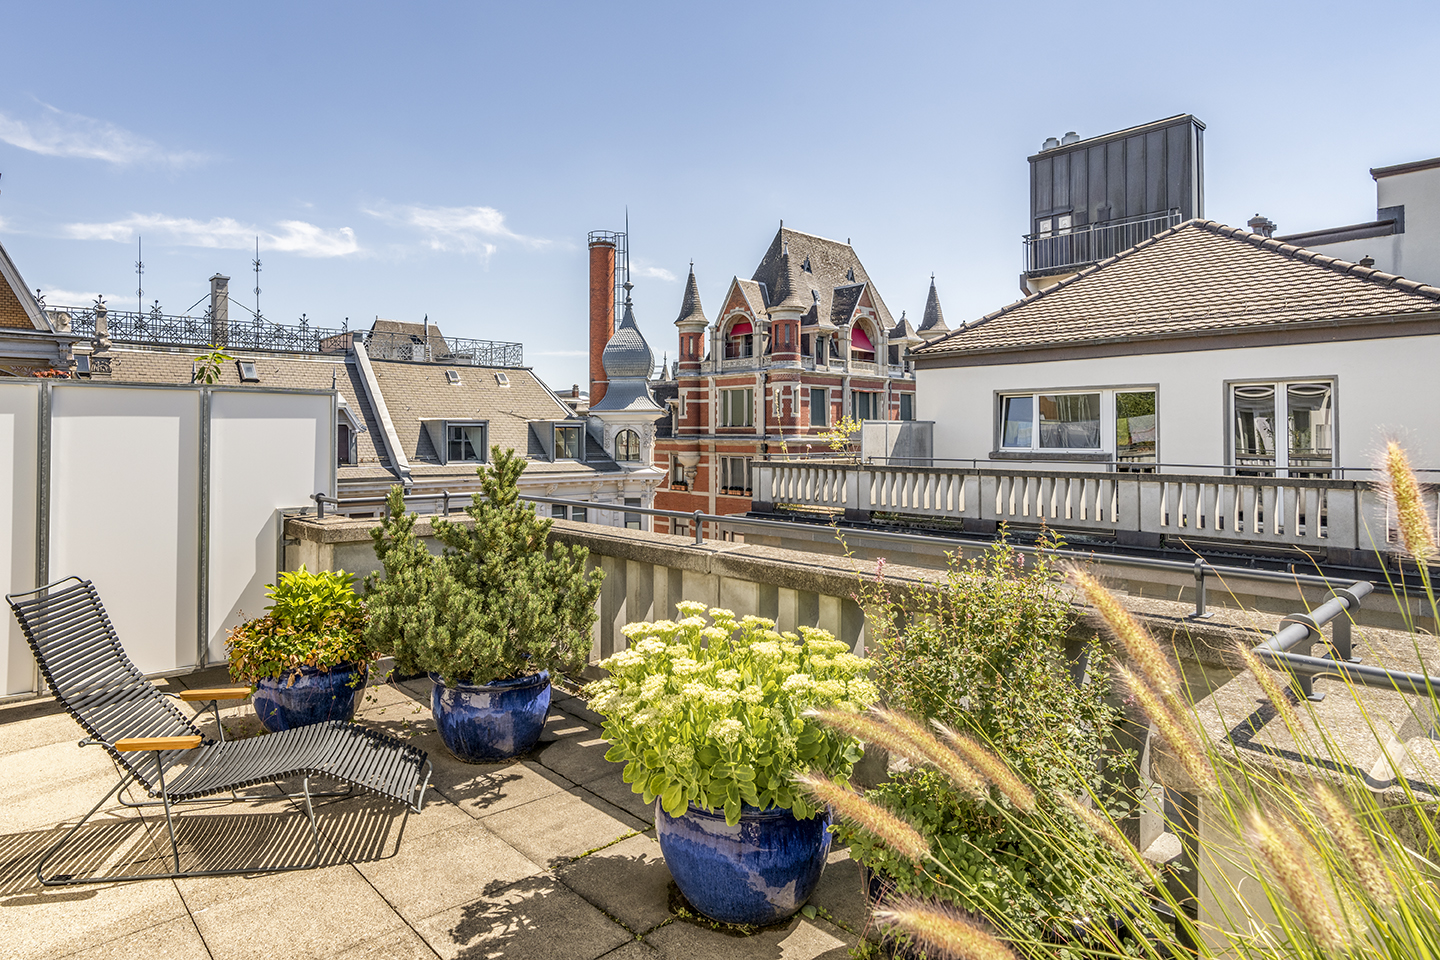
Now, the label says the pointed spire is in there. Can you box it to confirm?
[769,243,807,312]
[889,308,923,346]
[674,261,708,328]
[918,274,950,338]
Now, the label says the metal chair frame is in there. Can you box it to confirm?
[8,577,432,885]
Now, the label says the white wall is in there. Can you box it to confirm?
[0,384,39,695]
[208,389,334,663]
[50,386,202,676]
[916,333,1440,471]
[1301,165,1440,287]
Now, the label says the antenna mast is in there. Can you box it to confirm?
[135,237,144,316]
[252,237,262,322]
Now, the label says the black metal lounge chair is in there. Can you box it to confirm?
[7,577,432,885]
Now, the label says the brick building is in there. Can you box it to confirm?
[642,226,924,534]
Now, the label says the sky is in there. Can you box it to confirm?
[1,1,1437,392]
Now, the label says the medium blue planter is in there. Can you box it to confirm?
[430,671,551,763]
[253,662,367,733]
[655,801,831,926]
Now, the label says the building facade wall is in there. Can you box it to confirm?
[916,333,1440,471]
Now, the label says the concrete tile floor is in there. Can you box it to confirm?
[0,667,872,960]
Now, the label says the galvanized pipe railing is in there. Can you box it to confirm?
[1253,580,1440,701]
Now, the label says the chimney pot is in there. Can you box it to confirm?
[1061,131,1080,145]
[1041,136,1060,151]
[1359,255,1376,268]
[1247,214,1277,239]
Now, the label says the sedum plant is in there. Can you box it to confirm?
[364,446,603,687]
[587,604,879,824]
[227,565,372,684]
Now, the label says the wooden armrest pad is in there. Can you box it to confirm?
[114,736,203,752]
[178,686,252,702]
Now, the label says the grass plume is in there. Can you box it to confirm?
[930,720,1037,814]
[1312,784,1396,910]
[1249,810,1349,955]
[1058,793,1151,878]
[809,707,988,801]
[1116,664,1216,793]
[872,897,1017,960]
[794,771,930,863]
[1068,566,1183,701]
[1382,440,1437,561]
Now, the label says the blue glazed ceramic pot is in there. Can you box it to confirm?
[655,801,831,926]
[430,671,551,763]
[253,662,367,733]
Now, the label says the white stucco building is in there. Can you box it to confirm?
[912,218,1440,475]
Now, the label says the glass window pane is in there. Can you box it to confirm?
[1287,382,1333,474]
[551,504,567,519]
[463,426,486,461]
[1001,396,1033,448]
[573,506,588,523]
[1038,393,1101,448]
[1233,384,1277,472]
[1116,391,1157,463]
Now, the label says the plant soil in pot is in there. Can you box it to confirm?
[430,670,551,762]
[657,801,831,926]
[253,661,368,732]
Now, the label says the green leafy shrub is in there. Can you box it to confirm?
[587,604,879,824]
[363,446,603,686]
[227,565,372,684]
[838,532,1133,943]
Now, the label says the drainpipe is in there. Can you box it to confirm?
[350,332,412,487]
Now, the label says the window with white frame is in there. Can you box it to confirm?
[554,424,583,460]
[1231,380,1333,477]
[720,457,752,494]
[446,423,487,463]
[337,422,353,465]
[998,388,1157,461]
[721,388,753,427]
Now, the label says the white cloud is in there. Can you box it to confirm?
[365,203,549,260]
[62,213,359,258]
[0,101,204,167]
[35,288,117,308]
[632,263,678,283]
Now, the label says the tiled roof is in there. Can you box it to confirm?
[915,219,1440,359]
[106,347,393,483]
[829,283,864,326]
[750,228,897,330]
[600,298,654,380]
[733,279,768,318]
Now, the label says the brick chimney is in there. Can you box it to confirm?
[1247,214,1277,238]
[588,237,616,406]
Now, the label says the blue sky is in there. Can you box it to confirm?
[1,1,1436,391]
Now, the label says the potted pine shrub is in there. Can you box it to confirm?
[364,446,603,762]
[587,605,879,926]
[227,566,374,732]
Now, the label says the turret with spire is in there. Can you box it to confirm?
[590,280,664,415]
[917,273,951,341]
[674,261,708,374]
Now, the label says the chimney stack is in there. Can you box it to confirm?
[209,274,230,347]
[588,236,616,406]
[1247,214,1277,238]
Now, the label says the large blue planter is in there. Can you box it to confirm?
[430,671,551,763]
[253,662,367,733]
[655,801,831,926]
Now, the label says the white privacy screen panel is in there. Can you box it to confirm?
[207,389,333,662]
[0,383,39,695]
[49,385,201,676]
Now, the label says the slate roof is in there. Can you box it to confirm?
[918,278,949,337]
[599,298,654,380]
[749,228,897,330]
[889,310,923,344]
[829,283,865,326]
[915,219,1440,359]
[674,266,708,327]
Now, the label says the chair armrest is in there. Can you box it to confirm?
[114,736,203,752]
[177,686,252,702]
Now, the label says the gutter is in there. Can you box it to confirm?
[350,336,412,487]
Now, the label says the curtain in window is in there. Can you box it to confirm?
[1038,394,1100,448]
[1233,385,1276,470]
[1001,396,1033,447]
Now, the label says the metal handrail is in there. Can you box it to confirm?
[1253,580,1440,701]
[308,491,1415,614]
[773,454,1440,478]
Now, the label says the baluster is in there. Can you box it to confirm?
[1261,484,1277,536]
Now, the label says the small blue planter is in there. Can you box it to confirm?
[655,801,831,926]
[253,662,367,733]
[430,671,551,763]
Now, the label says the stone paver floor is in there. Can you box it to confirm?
[0,667,870,960]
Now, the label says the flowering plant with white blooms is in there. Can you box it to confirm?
[587,603,879,825]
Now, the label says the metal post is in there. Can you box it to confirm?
[442,490,450,516]
[1331,585,1365,663]
[198,387,211,669]
[1190,558,1213,619]
[693,510,704,546]
[313,492,326,520]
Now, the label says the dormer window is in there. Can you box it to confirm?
[801,257,812,273]
[851,325,876,364]
[615,429,641,462]
[446,423,487,463]
[725,320,754,360]
[554,424,582,460]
